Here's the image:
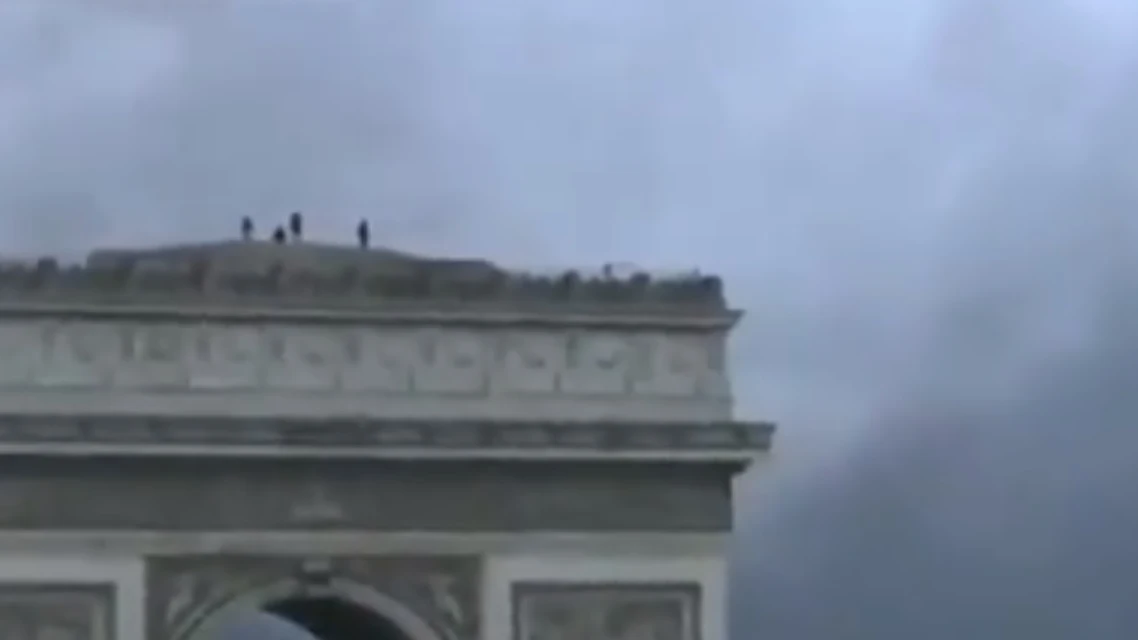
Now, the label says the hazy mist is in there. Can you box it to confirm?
[2,0,1136,638]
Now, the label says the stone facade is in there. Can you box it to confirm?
[0,321,730,395]
[0,458,737,532]
[147,555,479,640]
[0,320,734,422]
[0,241,769,640]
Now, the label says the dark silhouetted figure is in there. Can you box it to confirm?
[271,226,286,244]
[288,211,303,242]
[356,219,370,249]
[240,216,254,241]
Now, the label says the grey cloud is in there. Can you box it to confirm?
[2,0,1137,638]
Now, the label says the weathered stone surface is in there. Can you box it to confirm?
[147,554,479,640]
[513,583,699,640]
[0,458,736,532]
[0,415,773,454]
[0,585,114,640]
[0,320,731,395]
[0,242,728,316]
[0,319,738,421]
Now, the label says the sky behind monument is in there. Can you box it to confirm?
[1,0,1137,637]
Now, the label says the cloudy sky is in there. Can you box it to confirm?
[2,0,1137,638]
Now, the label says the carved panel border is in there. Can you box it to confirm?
[0,583,115,640]
[146,555,479,640]
[0,320,734,400]
[513,582,700,640]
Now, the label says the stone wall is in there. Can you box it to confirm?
[0,320,732,422]
[0,541,726,640]
[147,555,479,640]
[0,458,736,532]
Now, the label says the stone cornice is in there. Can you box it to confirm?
[0,301,742,330]
[0,415,774,461]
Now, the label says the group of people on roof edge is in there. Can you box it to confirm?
[240,212,371,249]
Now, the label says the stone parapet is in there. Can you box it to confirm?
[0,242,729,322]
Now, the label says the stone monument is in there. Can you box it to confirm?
[0,240,773,640]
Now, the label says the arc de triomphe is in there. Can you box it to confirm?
[0,241,772,640]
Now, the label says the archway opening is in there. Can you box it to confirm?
[262,595,412,640]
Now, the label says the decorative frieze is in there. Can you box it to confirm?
[513,583,699,640]
[0,320,732,400]
[0,585,114,640]
[146,555,479,640]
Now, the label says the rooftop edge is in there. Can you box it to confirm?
[0,241,729,317]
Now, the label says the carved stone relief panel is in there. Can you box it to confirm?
[37,322,119,387]
[491,332,564,394]
[263,327,344,390]
[146,555,480,640]
[0,322,40,385]
[697,335,731,398]
[0,584,114,640]
[558,332,635,395]
[631,334,727,398]
[0,318,731,405]
[513,583,699,640]
[114,323,189,388]
[412,330,491,394]
[147,556,283,640]
[340,329,417,392]
[187,325,264,389]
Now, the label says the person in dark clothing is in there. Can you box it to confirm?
[356,219,370,249]
[289,212,303,242]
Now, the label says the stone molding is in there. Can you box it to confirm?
[0,414,773,456]
[0,303,740,331]
[0,532,729,556]
[0,319,733,403]
[146,555,478,640]
[513,582,700,640]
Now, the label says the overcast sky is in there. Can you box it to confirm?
[2,0,1137,638]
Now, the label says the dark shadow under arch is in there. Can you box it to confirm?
[264,595,413,640]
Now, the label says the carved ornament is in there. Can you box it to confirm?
[0,321,733,399]
[146,555,479,640]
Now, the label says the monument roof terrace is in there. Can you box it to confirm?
[0,241,735,328]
